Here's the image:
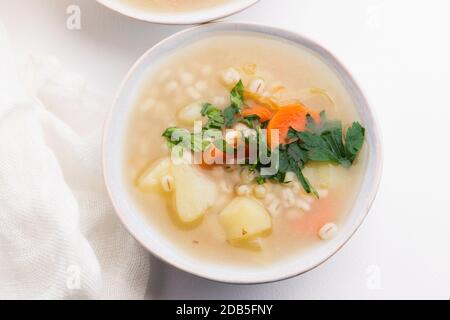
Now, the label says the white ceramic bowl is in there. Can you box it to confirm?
[103,22,383,284]
[96,0,260,24]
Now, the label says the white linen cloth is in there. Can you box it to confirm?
[0,23,150,299]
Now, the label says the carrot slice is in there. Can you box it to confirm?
[296,209,337,236]
[267,103,320,148]
[242,105,274,122]
[295,199,337,236]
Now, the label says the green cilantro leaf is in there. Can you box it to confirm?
[223,80,245,127]
[230,80,244,109]
[201,103,225,130]
[223,106,239,127]
[345,122,365,163]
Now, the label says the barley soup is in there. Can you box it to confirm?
[125,33,367,266]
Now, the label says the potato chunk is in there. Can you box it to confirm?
[303,162,348,190]
[136,157,171,193]
[219,197,272,242]
[172,164,218,223]
[302,163,330,188]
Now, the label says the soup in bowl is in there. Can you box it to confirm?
[103,23,382,283]
[96,0,260,24]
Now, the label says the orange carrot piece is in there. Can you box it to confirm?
[296,210,337,236]
[267,103,320,148]
[295,199,337,236]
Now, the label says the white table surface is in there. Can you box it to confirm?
[1,0,449,300]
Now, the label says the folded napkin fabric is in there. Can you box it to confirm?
[0,24,150,299]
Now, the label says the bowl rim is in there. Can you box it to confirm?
[95,0,260,25]
[102,21,384,284]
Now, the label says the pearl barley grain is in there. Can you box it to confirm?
[236,184,252,196]
[284,172,296,184]
[220,181,233,194]
[165,80,178,94]
[295,199,311,211]
[161,175,175,192]
[249,78,265,94]
[177,103,202,125]
[195,80,208,92]
[222,68,240,86]
[253,185,267,199]
[180,72,194,86]
[201,65,212,76]
[318,223,338,240]
[268,200,282,218]
[281,188,296,208]
[187,86,201,100]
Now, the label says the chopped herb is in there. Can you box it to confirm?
[291,163,317,197]
[162,127,190,148]
[259,144,318,197]
[201,103,225,130]
[223,106,239,127]
[287,143,308,167]
[345,122,365,163]
[293,116,365,168]
[223,80,245,127]
[230,80,245,109]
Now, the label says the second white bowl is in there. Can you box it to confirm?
[96,0,260,24]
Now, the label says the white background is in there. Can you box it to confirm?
[1,0,449,299]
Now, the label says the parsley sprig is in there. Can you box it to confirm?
[289,113,365,168]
